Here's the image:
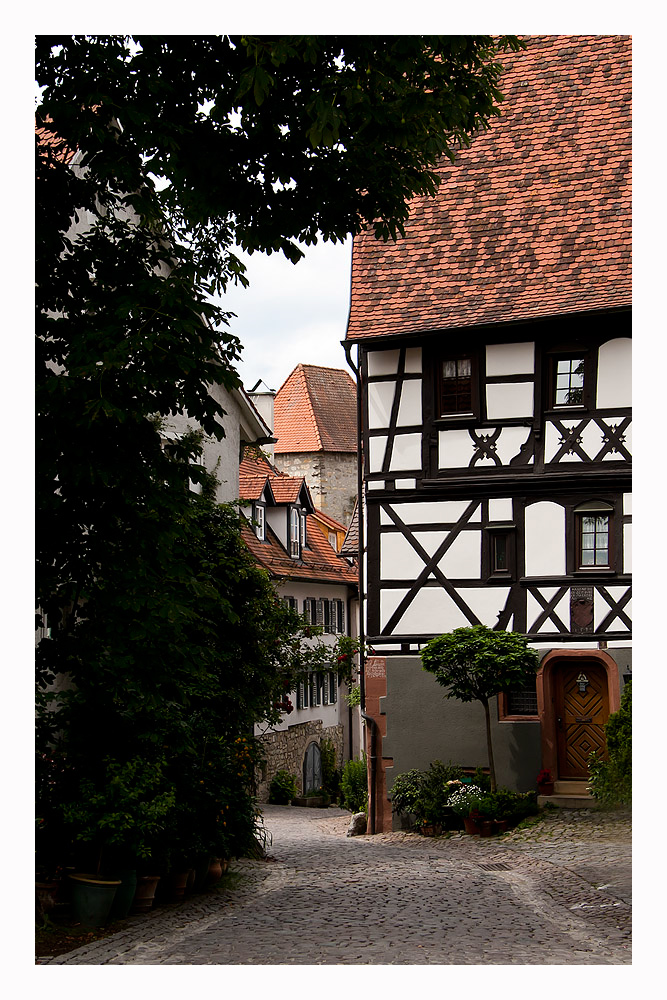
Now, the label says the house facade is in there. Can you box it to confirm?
[239,449,360,800]
[271,364,358,528]
[344,35,631,830]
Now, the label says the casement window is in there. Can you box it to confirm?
[438,355,475,416]
[303,598,345,634]
[290,507,301,558]
[498,683,539,721]
[296,671,338,709]
[328,531,338,551]
[282,596,298,611]
[300,513,308,550]
[484,525,516,581]
[551,355,585,408]
[575,501,613,570]
[253,503,265,541]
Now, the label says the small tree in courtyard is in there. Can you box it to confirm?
[421,626,539,791]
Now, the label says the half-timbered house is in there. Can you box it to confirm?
[343,35,632,830]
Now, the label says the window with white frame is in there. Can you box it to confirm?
[296,670,338,709]
[303,598,345,634]
[300,512,307,549]
[253,503,265,541]
[290,507,301,558]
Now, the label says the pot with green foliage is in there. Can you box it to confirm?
[447,784,485,835]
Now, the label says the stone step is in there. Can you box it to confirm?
[553,780,591,795]
[538,794,597,809]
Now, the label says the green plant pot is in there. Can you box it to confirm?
[108,869,137,920]
[69,874,121,928]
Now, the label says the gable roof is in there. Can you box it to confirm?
[239,448,312,510]
[241,514,358,587]
[345,34,631,342]
[274,364,357,454]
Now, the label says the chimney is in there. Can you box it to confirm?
[247,380,276,460]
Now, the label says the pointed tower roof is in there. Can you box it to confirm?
[273,364,357,454]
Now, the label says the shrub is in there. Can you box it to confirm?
[447,784,485,817]
[341,755,368,813]
[268,770,298,805]
[476,787,538,824]
[588,679,631,807]
[320,739,341,802]
[390,760,466,828]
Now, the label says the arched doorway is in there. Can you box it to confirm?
[303,742,322,794]
[537,650,620,781]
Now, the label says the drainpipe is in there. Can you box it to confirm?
[344,340,377,834]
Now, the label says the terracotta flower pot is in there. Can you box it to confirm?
[463,816,481,835]
[479,820,495,837]
[538,781,555,796]
[131,875,161,914]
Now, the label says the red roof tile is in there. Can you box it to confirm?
[240,448,311,508]
[345,35,631,341]
[241,514,358,586]
[274,365,357,454]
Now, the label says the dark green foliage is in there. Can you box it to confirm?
[421,626,540,791]
[340,755,368,814]
[319,739,341,803]
[35,35,524,875]
[588,679,632,807]
[268,770,299,805]
[476,789,538,824]
[390,761,465,828]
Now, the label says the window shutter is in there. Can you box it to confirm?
[315,599,325,627]
[296,682,303,710]
[329,672,337,704]
[323,673,329,705]
[337,600,345,634]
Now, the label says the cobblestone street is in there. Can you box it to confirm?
[42,804,631,965]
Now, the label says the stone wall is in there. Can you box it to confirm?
[273,451,357,527]
[255,720,345,803]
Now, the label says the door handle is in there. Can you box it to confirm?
[557,716,563,730]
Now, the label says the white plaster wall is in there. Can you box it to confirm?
[438,428,474,468]
[163,382,242,503]
[458,587,511,625]
[381,501,477,525]
[396,380,422,426]
[369,436,387,472]
[389,433,422,472]
[381,586,470,634]
[494,426,533,465]
[438,530,481,579]
[623,523,632,574]
[485,342,535,376]
[486,382,534,420]
[266,506,288,548]
[367,350,399,377]
[623,493,632,514]
[404,348,422,373]
[489,498,513,522]
[368,381,396,429]
[524,501,566,576]
[596,338,632,409]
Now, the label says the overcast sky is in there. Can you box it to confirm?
[217,238,354,394]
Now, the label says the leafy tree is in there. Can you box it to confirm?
[587,678,631,807]
[35,36,524,864]
[421,626,539,791]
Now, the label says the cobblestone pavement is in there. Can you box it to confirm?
[43,804,631,965]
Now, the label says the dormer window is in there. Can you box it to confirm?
[253,503,265,541]
[290,507,301,558]
[300,513,307,550]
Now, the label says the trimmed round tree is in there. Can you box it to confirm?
[421,625,540,791]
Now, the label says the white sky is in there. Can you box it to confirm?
[219,238,354,393]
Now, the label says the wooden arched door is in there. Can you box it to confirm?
[555,661,609,778]
[303,742,322,794]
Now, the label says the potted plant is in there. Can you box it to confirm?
[447,784,484,835]
[536,768,555,796]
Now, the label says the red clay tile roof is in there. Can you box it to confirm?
[241,514,358,586]
[274,364,357,454]
[240,447,357,585]
[240,448,312,508]
[345,34,631,342]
